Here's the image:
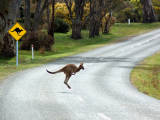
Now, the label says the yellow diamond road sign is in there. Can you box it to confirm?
[8,22,26,41]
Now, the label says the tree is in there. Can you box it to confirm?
[89,0,105,37]
[140,0,157,23]
[100,0,123,34]
[0,0,23,57]
[24,0,54,32]
[130,0,143,22]
[48,0,55,44]
[54,2,74,26]
[152,0,160,21]
[24,0,31,36]
[64,0,85,40]
[24,0,55,45]
[89,0,111,37]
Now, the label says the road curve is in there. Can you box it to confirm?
[0,29,160,120]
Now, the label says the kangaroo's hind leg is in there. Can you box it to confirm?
[64,74,72,89]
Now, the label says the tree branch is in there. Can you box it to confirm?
[64,0,74,24]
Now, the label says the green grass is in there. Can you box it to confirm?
[1,22,160,82]
[131,51,160,100]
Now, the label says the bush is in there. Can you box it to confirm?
[54,18,59,31]
[102,15,117,33]
[20,30,54,51]
[54,18,70,33]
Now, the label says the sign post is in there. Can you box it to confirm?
[16,41,18,66]
[128,19,130,25]
[32,45,34,59]
[8,22,26,66]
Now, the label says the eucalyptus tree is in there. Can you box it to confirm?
[89,0,124,37]
[89,0,107,37]
[103,0,124,34]
[64,0,86,40]
[0,0,23,57]
[140,0,156,22]
[24,0,55,45]
[24,0,55,32]
[64,0,109,39]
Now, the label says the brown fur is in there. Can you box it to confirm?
[46,63,84,89]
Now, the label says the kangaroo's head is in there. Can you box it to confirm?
[79,63,84,70]
[20,29,23,32]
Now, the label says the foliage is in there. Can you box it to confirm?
[20,30,54,51]
[130,0,143,22]
[152,0,160,21]
[16,10,43,29]
[115,0,143,23]
[53,1,90,27]
[82,2,90,25]
[102,14,117,33]
[54,18,70,33]
[53,2,74,26]
[123,8,134,19]
[131,51,160,100]
[116,12,127,23]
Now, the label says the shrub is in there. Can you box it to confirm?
[20,30,54,51]
[54,18,70,33]
[54,18,60,31]
[39,46,45,54]
[102,15,117,33]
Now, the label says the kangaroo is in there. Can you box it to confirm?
[46,63,84,89]
[11,28,23,36]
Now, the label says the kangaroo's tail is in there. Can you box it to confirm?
[46,69,62,74]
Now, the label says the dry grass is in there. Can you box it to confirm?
[131,52,160,100]
[39,46,45,54]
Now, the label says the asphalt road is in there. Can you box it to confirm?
[0,29,160,120]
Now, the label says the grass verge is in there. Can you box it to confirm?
[131,51,160,100]
[1,23,160,82]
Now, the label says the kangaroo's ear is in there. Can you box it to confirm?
[80,63,83,65]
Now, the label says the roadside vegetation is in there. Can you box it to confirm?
[1,22,160,82]
[131,51,160,100]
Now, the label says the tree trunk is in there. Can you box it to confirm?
[103,15,111,34]
[71,0,84,39]
[71,21,82,40]
[140,0,156,23]
[24,0,31,36]
[89,20,96,38]
[95,19,101,36]
[89,0,105,37]
[89,0,96,38]
[0,0,23,57]
[32,0,42,31]
[32,0,54,31]
[48,0,55,44]
[103,21,109,34]
[65,0,84,40]
[94,0,103,36]
[47,0,50,34]
[0,33,15,57]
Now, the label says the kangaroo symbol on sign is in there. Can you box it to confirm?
[11,28,23,36]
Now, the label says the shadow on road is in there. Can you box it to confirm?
[47,56,138,65]
[53,92,78,94]
[46,56,156,71]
